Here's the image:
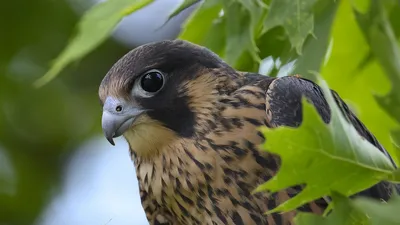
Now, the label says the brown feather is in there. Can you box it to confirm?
[99,40,398,225]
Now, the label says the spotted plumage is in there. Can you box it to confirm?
[99,40,398,225]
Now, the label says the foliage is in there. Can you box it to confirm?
[34,0,154,87]
[351,190,400,225]
[354,0,400,125]
[256,77,400,213]
[295,191,400,225]
[34,0,400,223]
[294,192,370,225]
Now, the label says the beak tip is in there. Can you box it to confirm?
[106,136,115,146]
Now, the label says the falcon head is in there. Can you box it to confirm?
[99,40,234,156]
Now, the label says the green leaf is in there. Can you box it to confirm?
[294,213,326,225]
[351,0,371,14]
[236,0,267,35]
[256,27,293,63]
[296,190,400,225]
[352,191,400,225]
[294,192,368,225]
[222,0,264,66]
[263,0,320,54]
[354,3,400,76]
[167,0,199,22]
[202,18,227,56]
[292,0,340,80]
[34,0,154,87]
[200,17,227,57]
[322,0,398,165]
[256,76,399,213]
[179,1,225,55]
[376,93,400,125]
[354,0,400,124]
[392,130,400,164]
[393,130,400,147]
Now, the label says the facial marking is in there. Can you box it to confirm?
[124,115,178,158]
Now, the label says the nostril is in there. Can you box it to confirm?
[115,105,123,112]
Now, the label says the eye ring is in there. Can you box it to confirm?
[139,69,165,94]
[115,105,122,112]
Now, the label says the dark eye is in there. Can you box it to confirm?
[115,105,122,112]
[140,71,164,93]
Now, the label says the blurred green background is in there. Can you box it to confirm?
[0,1,195,224]
[1,0,400,224]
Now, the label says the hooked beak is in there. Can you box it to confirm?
[101,97,145,146]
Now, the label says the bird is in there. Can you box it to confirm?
[99,39,399,225]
